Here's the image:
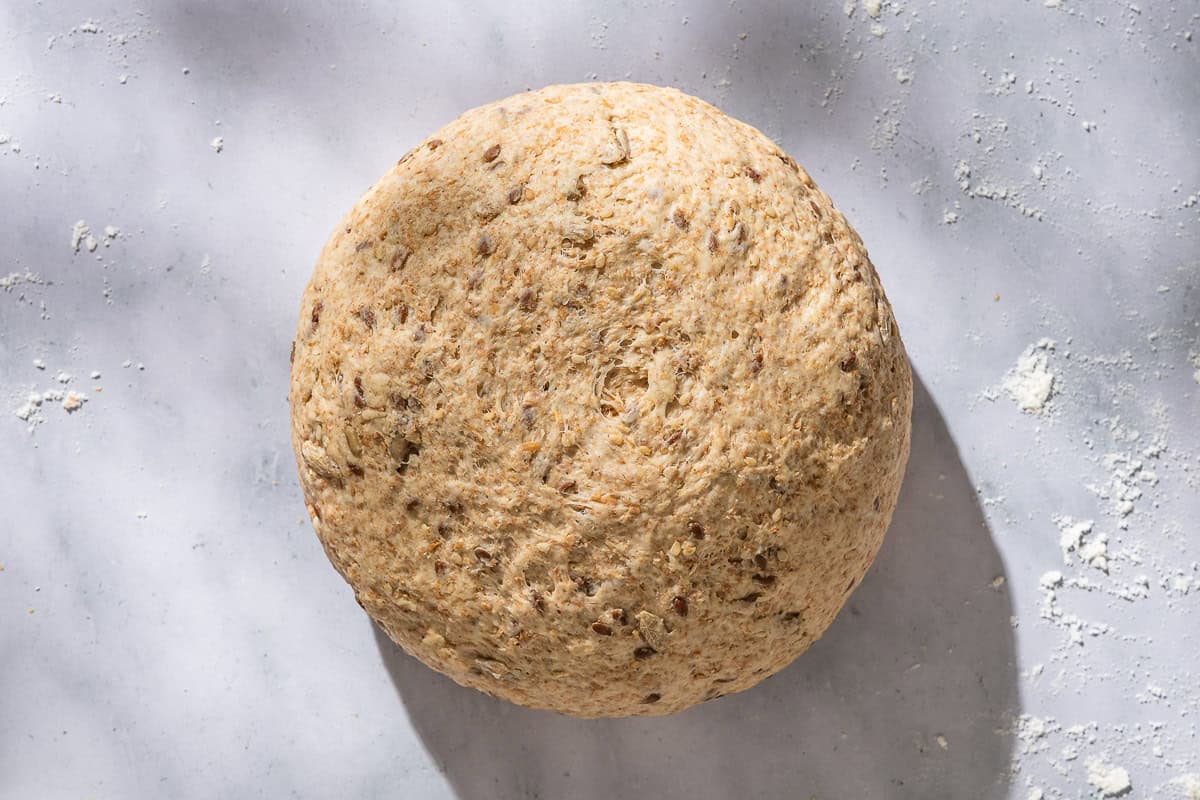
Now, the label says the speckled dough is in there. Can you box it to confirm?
[289,82,912,717]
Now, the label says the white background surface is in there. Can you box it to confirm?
[2,2,1197,798]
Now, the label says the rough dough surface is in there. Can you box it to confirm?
[289,82,912,717]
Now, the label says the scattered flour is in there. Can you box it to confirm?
[954,159,1045,220]
[71,220,89,253]
[1170,574,1197,596]
[13,393,44,424]
[869,102,903,152]
[1003,339,1056,413]
[1168,774,1200,799]
[69,220,98,252]
[11,365,91,427]
[1078,533,1109,573]
[910,177,932,195]
[1086,758,1132,797]
[1056,516,1094,562]
[12,388,75,429]
[1017,715,1056,754]
[1040,570,1064,589]
[1053,516,1109,571]
[0,272,46,291]
[1089,451,1152,525]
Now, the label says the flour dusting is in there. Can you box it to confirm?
[70,219,89,253]
[1086,758,1132,797]
[1003,339,1056,413]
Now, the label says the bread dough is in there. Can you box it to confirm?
[289,82,912,717]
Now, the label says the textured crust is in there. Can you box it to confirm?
[289,82,912,717]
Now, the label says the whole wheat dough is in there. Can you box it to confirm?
[289,82,912,717]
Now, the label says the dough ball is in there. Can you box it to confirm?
[289,82,912,717]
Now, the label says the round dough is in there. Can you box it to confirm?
[289,82,912,717]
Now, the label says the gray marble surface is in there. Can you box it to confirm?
[1,2,1197,798]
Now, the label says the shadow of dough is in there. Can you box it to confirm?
[374,374,1018,799]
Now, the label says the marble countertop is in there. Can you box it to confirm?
[2,2,1197,798]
